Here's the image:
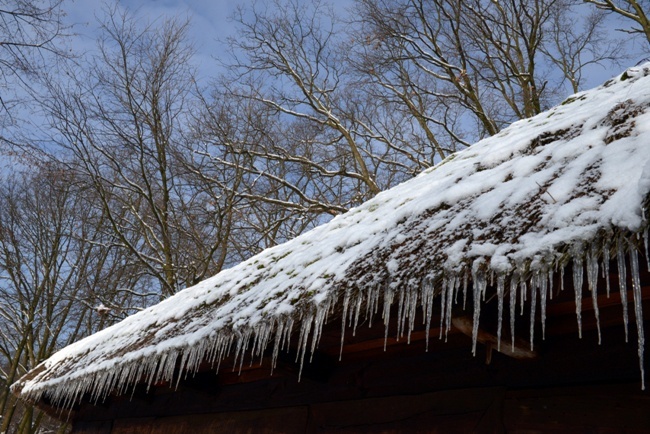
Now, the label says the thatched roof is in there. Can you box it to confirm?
[12,65,650,408]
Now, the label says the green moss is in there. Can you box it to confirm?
[399,197,414,207]
[304,256,322,267]
[270,251,291,262]
[560,94,587,106]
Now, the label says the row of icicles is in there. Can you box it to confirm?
[28,229,650,410]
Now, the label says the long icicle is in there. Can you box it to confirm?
[540,268,548,341]
[471,262,487,356]
[617,239,630,342]
[383,286,394,350]
[463,272,469,310]
[339,290,350,360]
[520,279,527,315]
[603,242,611,297]
[407,287,418,344]
[630,247,646,390]
[510,273,519,352]
[423,278,434,351]
[439,279,448,340]
[530,273,538,351]
[643,227,650,271]
[587,246,602,344]
[573,254,584,339]
[445,276,457,341]
[496,274,505,352]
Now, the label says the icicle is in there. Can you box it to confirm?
[397,287,406,339]
[214,337,226,375]
[560,266,565,292]
[353,293,362,335]
[285,318,294,352]
[238,330,252,375]
[250,326,264,366]
[310,305,328,362]
[445,276,457,341]
[272,321,285,373]
[496,274,505,352]
[423,279,434,351]
[206,337,219,365]
[363,285,377,328]
[520,279,527,315]
[296,314,313,381]
[407,287,418,344]
[573,254,584,339]
[530,274,537,351]
[471,263,487,356]
[643,226,650,271]
[603,243,611,297]
[232,334,243,373]
[365,285,373,320]
[540,268,548,341]
[340,290,351,360]
[587,246,602,344]
[630,247,646,390]
[439,280,448,340]
[260,323,273,363]
[617,241,630,342]
[485,271,492,301]
[463,272,469,310]
[383,286,394,350]
[548,267,554,300]
[509,273,518,352]
[249,330,260,366]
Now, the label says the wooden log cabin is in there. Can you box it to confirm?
[12,66,650,432]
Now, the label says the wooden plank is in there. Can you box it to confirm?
[504,384,650,432]
[72,419,112,434]
[452,315,537,360]
[307,387,505,434]
[546,286,650,317]
[111,418,154,434]
[112,407,308,434]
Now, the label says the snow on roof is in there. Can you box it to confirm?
[12,65,650,407]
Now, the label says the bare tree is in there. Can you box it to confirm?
[0,163,150,434]
[353,0,626,142]
[353,0,503,140]
[206,0,630,243]
[584,0,650,46]
[45,6,239,296]
[227,0,382,202]
[544,2,626,93]
[0,0,68,126]
[193,85,352,250]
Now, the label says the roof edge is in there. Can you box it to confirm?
[12,221,650,411]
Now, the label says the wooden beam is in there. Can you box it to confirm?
[451,315,537,361]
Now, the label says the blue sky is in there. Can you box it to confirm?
[62,0,355,84]
[64,0,235,81]
[60,0,647,95]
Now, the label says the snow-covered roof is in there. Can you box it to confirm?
[12,65,650,407]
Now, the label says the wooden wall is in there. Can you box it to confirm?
[72,384,650,433]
